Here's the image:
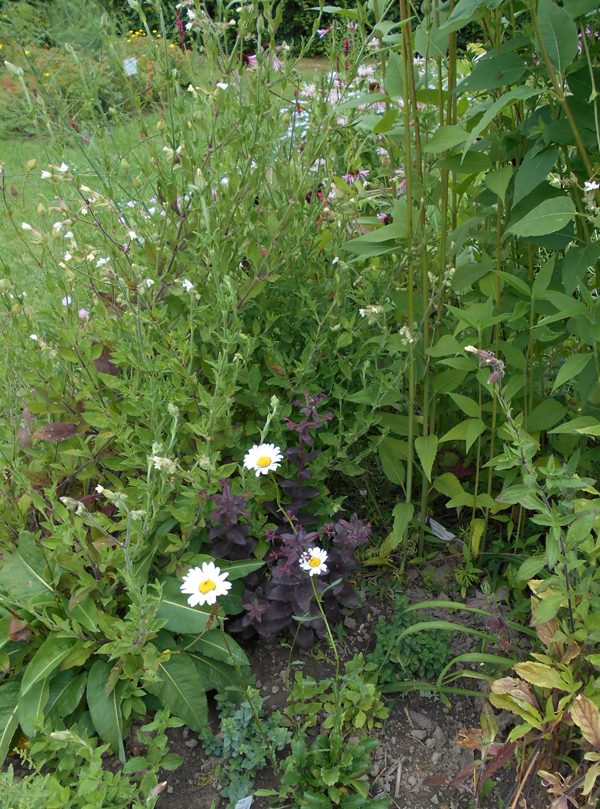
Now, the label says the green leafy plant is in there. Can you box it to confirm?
[200,688,291,806]
[368,593,453,682]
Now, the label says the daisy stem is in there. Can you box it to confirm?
[216,615,281,778]
[310,576,340,686]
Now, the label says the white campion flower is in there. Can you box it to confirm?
[180,562,232,607]
[30,333,39,341]
[145,278,155,288]
[58,162,69,172]
[584,180,600,193]
[96,257,110,267]
[40,170,53,179]
[21,222,32,230]
[61,296,72,306]
[64,252,72,261]
[300,546,328,576]
[53,222,63,233]
[182,278,194,291]
[464,345,478,353]
[151,456,177,474]
[243,443,283,476]
[216,82,229,90]
[65,231,74,239]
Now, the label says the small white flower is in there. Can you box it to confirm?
[243,443,283,476]
[61,296,72,306]
[359,308,366,317]
[584,180,600,193]
[182,278,194,291]
[64,252,72,261]
[65,231,74,239]
[53,222,63,233]
[127,230,137,239]
[29,333,39,341]
[145,278,155,288]
[40,170,52,179]
[96,257,110,267]
[300,546,328,576]
[220,177,229,186]
[332,257,339,265]
[216,82,229,90]
[21,222,32,230]
[58,162,69,172]
[152,456,177,474]
[95,484,104,494]
[180,562,232,607]
[464,345,478,353]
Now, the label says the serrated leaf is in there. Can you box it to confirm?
[513,661,571,690]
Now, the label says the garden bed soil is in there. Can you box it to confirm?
[150,584,517,809]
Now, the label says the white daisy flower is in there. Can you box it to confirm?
[300,547,328,576]
[182,278,194,291]
[180,562,232,607]
[243,443,283,476]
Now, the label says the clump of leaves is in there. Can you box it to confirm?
[199,688,291,806]
[368,593,453,682]
[209,394,372,651]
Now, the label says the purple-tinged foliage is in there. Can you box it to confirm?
[206,394,371,650]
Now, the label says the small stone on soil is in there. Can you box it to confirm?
[344,617,356,629]
[184,738,198,749]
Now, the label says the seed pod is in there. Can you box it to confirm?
[9,185,18,197]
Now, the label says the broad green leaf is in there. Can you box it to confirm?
[513,661,571,691]
[470,519,485,557]
[550,416,600,434]
[384,52,403,98]
[485,166,513,200]
[378,436,407,484]
[454,52,527,94]
[513,147,559,205]
[87,660,126,761]
[516,556,547,581]
[0,617,11,652]
[494,270,530,297]
[155,577,211,634]
[463,86,541,156]
[20,636,79,697]
[148,652,208,733]
[46,670,87,723]
[437,151,492,174]
[426,334,461,357]
[531,594,565,625]
[0,680,20,765]
[414,21,449,58]
[507,197,576,238]
[17,677,49,737]
[526,398,568,432]
[562,244,600,295]
[389,503,414,550]
[182,628,248,666]
[415,435,438,481]
[440,418,485,453]
[70,597,98,633]
[372,107,398,134]
[536,0,579,75]
[551,353,593,393]
[423,125,468,154]
[448,393,480,418]
[532,255,556,297]
[0,531,54,607]
[563,0,598,16]
[190,653,251,692]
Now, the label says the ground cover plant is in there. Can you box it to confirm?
[1,0,600,806]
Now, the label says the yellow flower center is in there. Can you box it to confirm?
[199,579,216,594]
[309,557,321,568]
[257,456,272,468]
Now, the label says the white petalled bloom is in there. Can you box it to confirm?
[61,296,72,306]
[40,170,52,179]
[584,180,600,192]
[220,177,229,185]
[216,82,229,90]
[21,222,32,230]
[53,222,62,233]
[182,278,194,291]
[180,562,232,607]
[95,484,104,494]
[96,257,110,267]
[152,456,177,474]
[127,231,137,239]
[300,546,328,577]
[145,278,155,288]
[64,252,72,261]
[65,231,74,239]
[359,309,366,317]
[332,257,339,265]
[464,345,478,353]
[243,443,283,476]
[29,333,39,341]
[58,162,69,172]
